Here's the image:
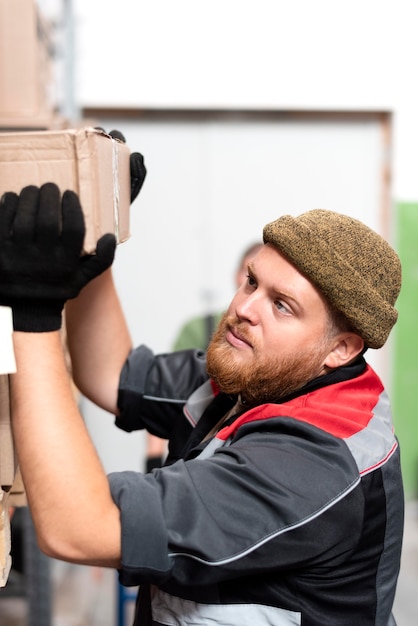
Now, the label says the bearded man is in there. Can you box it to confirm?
[3,176,403,626]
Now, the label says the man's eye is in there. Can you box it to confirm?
[276,300,290,314]
[247,275,256,286]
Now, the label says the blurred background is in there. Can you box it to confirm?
[0,0,417,624]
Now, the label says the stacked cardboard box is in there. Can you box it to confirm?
[0,306,17,587]
[0,375,14,586]
[0,0,63,130]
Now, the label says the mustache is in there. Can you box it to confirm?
[221,315,253,346]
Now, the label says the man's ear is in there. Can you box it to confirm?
[324,333,365,369]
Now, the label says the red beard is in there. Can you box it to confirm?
[206,313,328,406]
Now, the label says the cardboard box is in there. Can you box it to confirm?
[0,488,12,587]
[0,0,57,129]
[0,128,131,252]
[0,374,15,490]
[8,467,27,509]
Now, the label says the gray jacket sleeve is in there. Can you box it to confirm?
[116,345,208,438]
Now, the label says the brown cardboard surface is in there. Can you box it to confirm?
[0,375,15,490]
[0,488,11,587]
[0,128,131,252]
[0,115,71,132]
[9,467,27,508]
[0,0,55,125]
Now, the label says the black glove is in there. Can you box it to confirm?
[108,129,147,203]
[0,183,116,332]
[129,151,147,203]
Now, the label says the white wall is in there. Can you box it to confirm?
[63,0,418,200]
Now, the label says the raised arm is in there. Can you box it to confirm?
[11,329,122,566]
[65,139,146,414]
[65,268,132,415]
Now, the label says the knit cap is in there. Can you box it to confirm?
[263,209,401,349]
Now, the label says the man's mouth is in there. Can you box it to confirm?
[226,325,252,349]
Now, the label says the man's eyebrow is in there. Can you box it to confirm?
[248,259,303,312]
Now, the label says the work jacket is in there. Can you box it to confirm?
[109,346,403,626]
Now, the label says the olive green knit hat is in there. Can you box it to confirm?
[263,209,402,349]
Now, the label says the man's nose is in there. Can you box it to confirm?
[234,291,261,324]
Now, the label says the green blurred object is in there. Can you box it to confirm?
[172,312,224,351]
[392,203,418,499]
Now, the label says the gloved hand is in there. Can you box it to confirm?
[0,183,116,332]
[108,129,147,203]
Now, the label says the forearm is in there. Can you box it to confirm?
[65,268,132,414]
[10,331,121,567]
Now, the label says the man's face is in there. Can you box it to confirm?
[206,244,336,405]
